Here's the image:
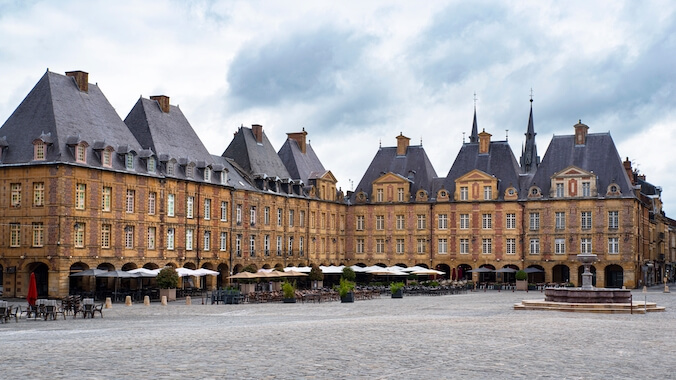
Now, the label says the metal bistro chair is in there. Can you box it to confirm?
[76,298,95,319]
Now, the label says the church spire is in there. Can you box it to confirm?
[469,92,478,143]
[520,92,540,173]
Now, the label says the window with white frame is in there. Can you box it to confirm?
[460,214,469,229]
[581,211,592,229]
[608,211,619,229]
[438,214,448,229]
[126,189,134,213]
[76,144,86,163]
[147,157,156,173]
[220,232,227,251]
[376,215,384,230]
[204,167,211,182]
[148,192,156,215]
[124,226,134,249]
[555,238,565,254]
[608,237,619,254]
[147,227,156,249]
[102,186,111,212]
[249,235,256,257]
[276,236,282,256]
[356,215,365,231]
[101,224,111,248]
[264,235,270,256]
[506,238,516,255]
[203,231,210,251]
[186,163,194,178]
[581,237,592,254]
[482,238,492,254]
[555,212,566,229]
[484,186,492,200]
[376,238,384,253]
[250,206,256,226]
[438,238,448,254]
[221,201,228,221]
[396,238,405,254]
[299,210,305,227]
[74,223,85,248]
[167,228,175,250]
[33,182,44,207]
[376,188,383,202]
[186,196,194,218]
[32,223,44,247]
[356,238,364,254]
[529,212,540,230]
[102,149,112,167]
[460,238,469,254]
[460,186,468,200]
[34,142,45,161]
[397,188,404,202]
[10,183,21,207]
[417,238,426,254]
[204,198,211,220]
[10,223,20,247]
[186,228,194,251]
[236,204,242,224]
[264,206,270,225]
[277,208,282,226]
[506,213,516,229]
[236,235,241,257]
[167,194,175,217]
[529,238,540,254]
[582,182,591,197]
[125,153,134,170]
[75,184,86,210]
[417,214,426,229]
[556,183,564,197]
[396,215,405,230]
[287,237,293,256]
[166,161,175,176]
[482,213,492,229]
[289,209,294,227]
[220,170,227,185]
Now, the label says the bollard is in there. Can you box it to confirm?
[144,295,150,306]
[125,295,132,306]
[185,296,192,305]
[161,295,167,306]
[105,297,112,309]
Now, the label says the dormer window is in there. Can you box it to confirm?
[186,163,195,178]
[75,144,86,163]
[102,149,112,167]
[204,167,211,182]
[147,157,156,173]
[166,160,175,176]
[125,153,134,170]
[220,170,227,185]
[34,142,46,161]
[529,186,542,198]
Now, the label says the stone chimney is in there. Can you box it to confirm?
[574,120,589,145]
[623,157,634,185]
[287,128,308,154]
[66,70,88,92]
[396,132,410,156]
[478,129,491,154]
[150,95,170,113]
[252,124,263,144]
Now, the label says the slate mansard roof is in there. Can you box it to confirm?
[0,71,142,168]
[222,126,291,181]
[353,144,438,201]
[528,132,635,199]
[277,138,325,185]
[443,140,522,199]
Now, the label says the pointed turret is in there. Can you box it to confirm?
[520,98,540,173]
[469,105,479,143]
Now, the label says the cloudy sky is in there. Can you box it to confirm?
[1,0,675,215]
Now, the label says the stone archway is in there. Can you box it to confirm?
[26,262,49,298]
[605,265,624,288]
[577,265,597,287]
[436,263,451,280]
[552,264,571,284]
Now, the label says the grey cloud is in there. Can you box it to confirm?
[226,26,376,108]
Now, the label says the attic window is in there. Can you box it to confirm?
[204,167,211,182]
[186,163,195,178]
[125,153,134,170]
[147,157,156,173]
[220,171,227,185]
[75,144,86,163]
[102,149,112,167]
[166,161,175,176]
[34,142,46,161]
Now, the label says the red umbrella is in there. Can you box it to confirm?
[457,266,463,280]
[27,272,38,306]
[451,267,457,281]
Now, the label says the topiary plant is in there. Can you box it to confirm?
[282,281,296,299]
[337,278,355,298]
[342,266,356,282]
[515,270,527,281]
[156,267,179,289]
[309,264,324,282]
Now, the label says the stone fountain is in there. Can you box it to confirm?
[543,253,631,303]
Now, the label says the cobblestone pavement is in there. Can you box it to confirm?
[1,288,674,379]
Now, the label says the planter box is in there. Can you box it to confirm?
[516,280,528,291]
[391,289,403,298]
[283,298,296,303]
[340,291,354,303]
[160,288,176,302]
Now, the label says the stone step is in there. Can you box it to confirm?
[514,300,665,314]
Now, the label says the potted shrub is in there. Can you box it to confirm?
[342,266,356,282]
[157,267,179,301]
[390,282,405,298]
[309,264,324,289]
[282,281,296,303]
[515,270,528,291]
[338,278,355,303]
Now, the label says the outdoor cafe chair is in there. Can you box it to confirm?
[91,303,103,318]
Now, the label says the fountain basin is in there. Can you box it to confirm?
[544,287,631,304]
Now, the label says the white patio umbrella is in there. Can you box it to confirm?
[411,268,446,276]
[176,268,199,277]
[194,268,219,276]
